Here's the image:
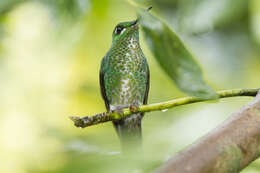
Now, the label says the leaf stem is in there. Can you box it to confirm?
[70,88,259,128]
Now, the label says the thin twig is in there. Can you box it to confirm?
[70,88,259,128]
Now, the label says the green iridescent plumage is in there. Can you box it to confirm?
[99,20,150,147]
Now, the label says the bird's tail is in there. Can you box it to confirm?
[113,113,143,152]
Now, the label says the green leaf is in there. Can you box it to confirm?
[43,0,91,20]
[250,0,260,47]
[138,9,218,99]
[0,0,25,14]
[178,0,248,34]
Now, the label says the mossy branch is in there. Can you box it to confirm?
[70,88,259,128]
[154,90,260,173]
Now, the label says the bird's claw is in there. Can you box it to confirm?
[109,107,125,118]
[130,104,139,113]
[130,101,140,113]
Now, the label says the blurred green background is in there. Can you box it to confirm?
[1,0,260,172]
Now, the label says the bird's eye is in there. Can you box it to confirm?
[115,26,123,35]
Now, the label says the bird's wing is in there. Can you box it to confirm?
[143,64,150,105]
[99,57,110,111]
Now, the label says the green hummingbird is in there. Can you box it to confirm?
[99,18,150,148]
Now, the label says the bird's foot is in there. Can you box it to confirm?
[130,101,139,113]
[109,106,125,118]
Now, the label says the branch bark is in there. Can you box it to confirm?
[154,91,260,173]
[70,88,259,128]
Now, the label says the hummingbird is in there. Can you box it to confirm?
[99,18,150,149]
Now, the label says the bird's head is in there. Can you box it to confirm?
[112,19,139,44]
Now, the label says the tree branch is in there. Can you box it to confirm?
[70,88,259,128]
[153,90,260,173]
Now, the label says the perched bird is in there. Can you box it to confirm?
[99,19,150,149]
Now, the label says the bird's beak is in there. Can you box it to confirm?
[131,19,138,27]
[130,6,151,27]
